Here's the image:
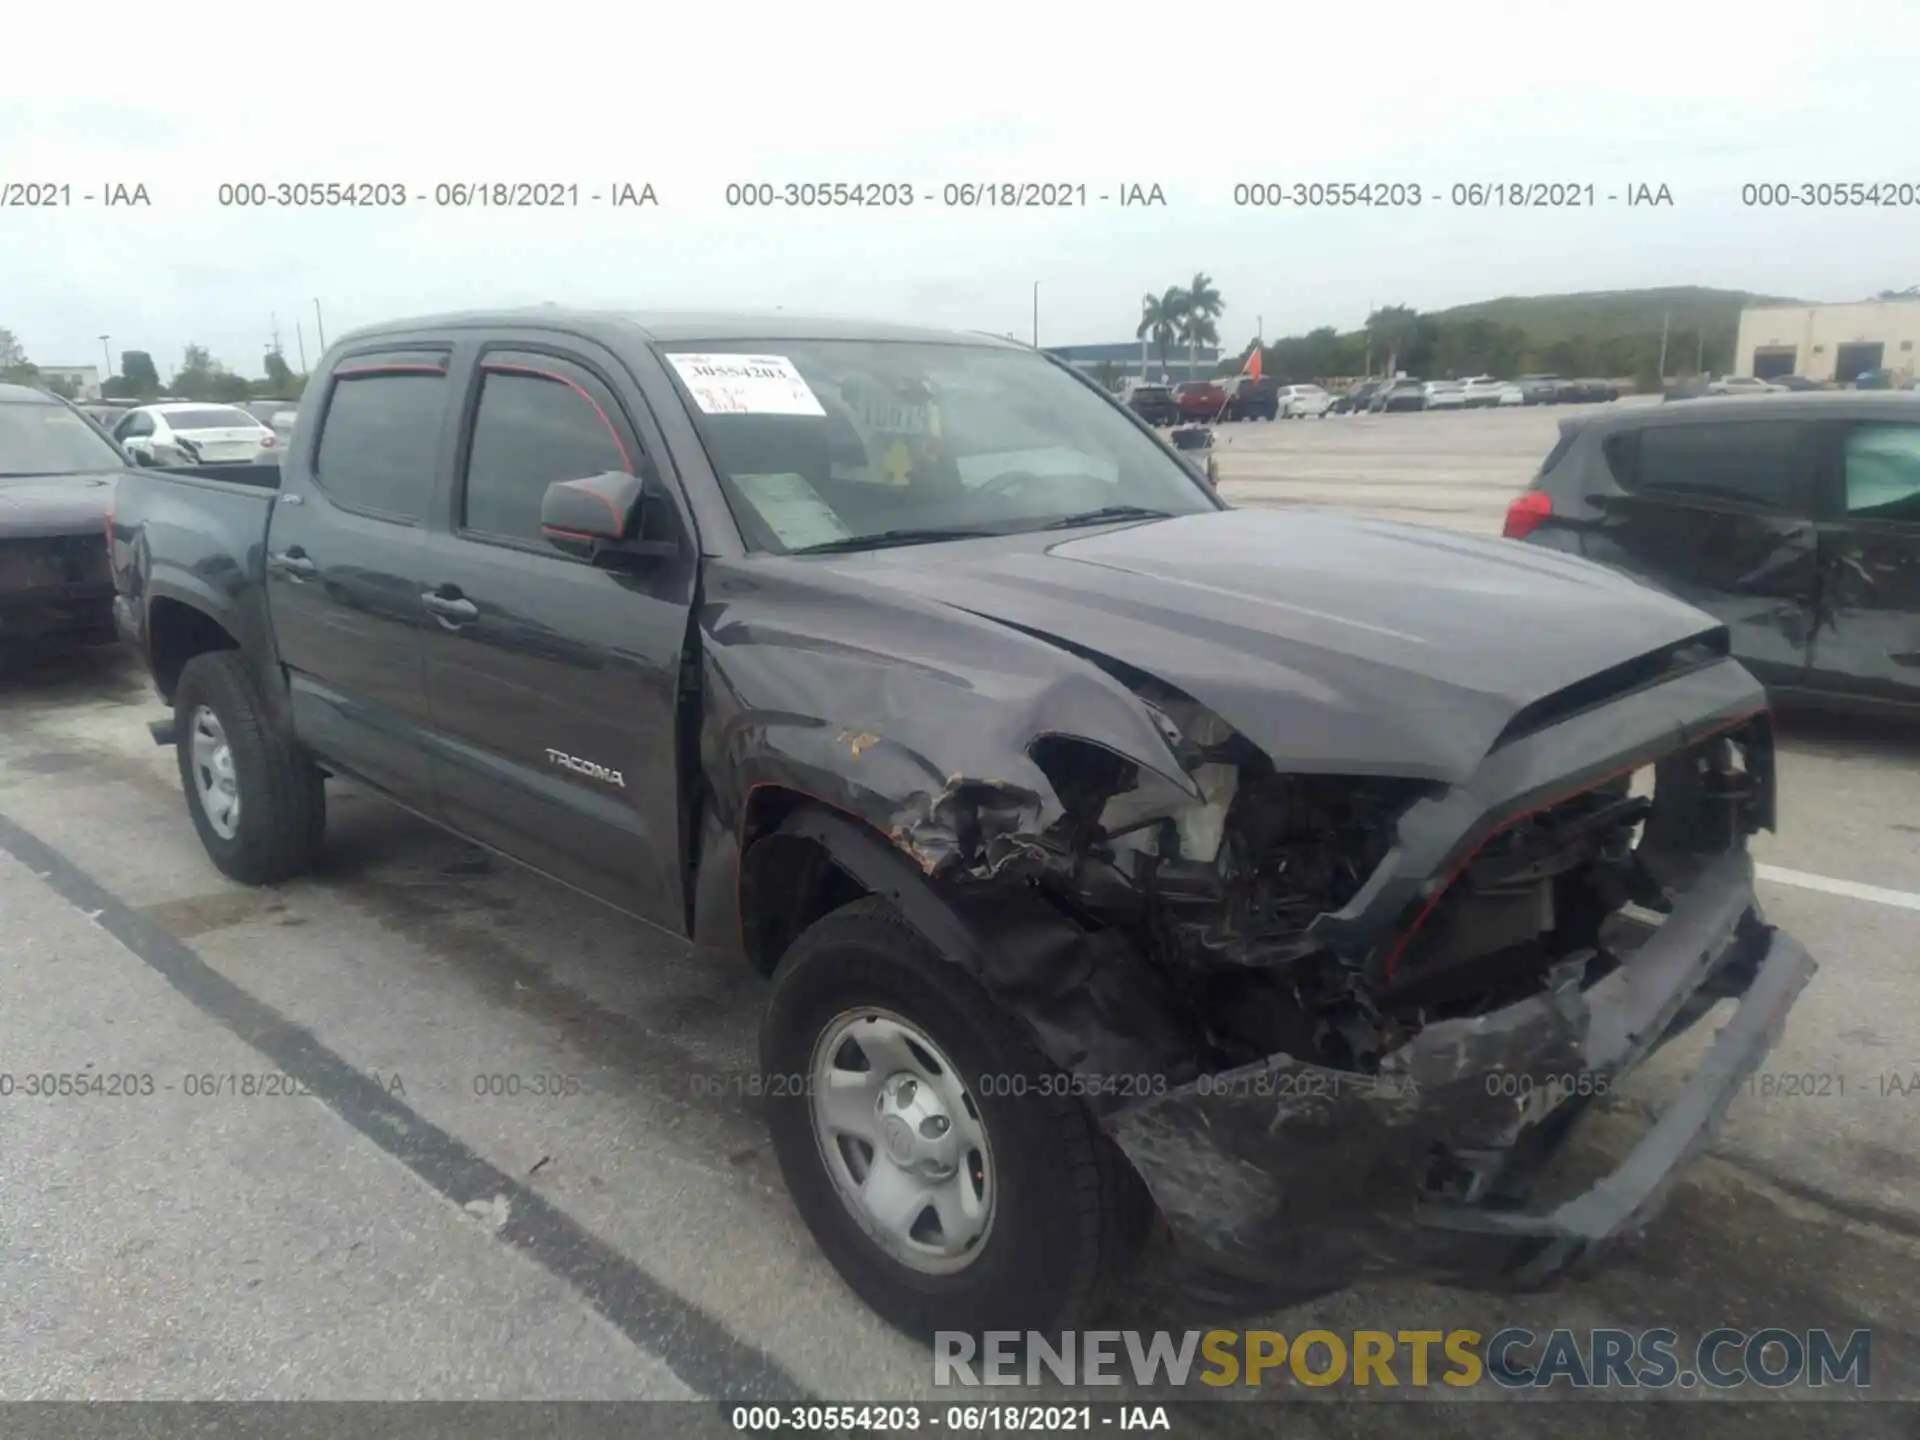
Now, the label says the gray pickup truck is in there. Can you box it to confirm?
[110,307,1816,1342]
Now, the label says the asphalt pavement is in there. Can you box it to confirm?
[2,404,1917,1434]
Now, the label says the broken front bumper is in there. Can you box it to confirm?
[1104,850,1816,1309]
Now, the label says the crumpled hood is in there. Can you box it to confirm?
[0,471,119,538]
[814,509,1729,782]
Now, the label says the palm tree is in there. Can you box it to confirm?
[1178,307,1220,381]
[1137,288,1186,380]
[1181,272,1224,376]
[1366,304,1420,377]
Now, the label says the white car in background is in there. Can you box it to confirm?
[1423,380,1468,410]
[1277,383,1332,418]
[1461,375,1510,408]
[1705,375,1787,396]
[111,402,278,466]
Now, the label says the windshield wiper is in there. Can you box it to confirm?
[787,526,1005,556]
[1034,505,1174,531]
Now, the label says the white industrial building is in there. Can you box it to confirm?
[1735,296,1920,385]
[37,364,104,399]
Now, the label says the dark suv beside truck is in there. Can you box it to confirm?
[110,308,1814,1342]
[0,383,127,655]
[1506,390,1920,715]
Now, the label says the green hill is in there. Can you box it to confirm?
[1428,286,1801,346]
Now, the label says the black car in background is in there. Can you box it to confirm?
[1329,379,1383,414]
[1559,378,1620,404]
[1506,391,1920,715]
[1369,378,1427,413]
[1516,374,1566,405]
[1120,379,1179,426]
[1220,374,1279,420]
[0,384,128,654]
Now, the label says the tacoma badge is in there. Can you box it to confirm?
[544,748,625,787]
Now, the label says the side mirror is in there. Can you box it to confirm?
[130,448,157,467]
[540,469,678,567]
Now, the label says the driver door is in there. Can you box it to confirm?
[417,343,697,927]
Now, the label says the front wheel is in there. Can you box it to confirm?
[174,650,325,885]
[761,897,1151,1340]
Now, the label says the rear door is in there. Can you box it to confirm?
[417,339,698,928]
[1588,417,1821,689]
[1805,418,1920,706]
[265,348,452,810]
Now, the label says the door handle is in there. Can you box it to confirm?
[421,590,479,624]
[268,547,317,578]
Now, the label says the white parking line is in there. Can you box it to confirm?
[1757,863,1920,913]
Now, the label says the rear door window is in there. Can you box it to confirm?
[1842,424,1920,524]
[312,355,451,522]
[1628,419,1810,512]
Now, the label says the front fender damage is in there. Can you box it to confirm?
[708,583,1812,1307]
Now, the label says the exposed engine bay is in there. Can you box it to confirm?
[903,653,1775,1088]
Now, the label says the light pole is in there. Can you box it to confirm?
[99,335,112,378]
[314,298,327,351]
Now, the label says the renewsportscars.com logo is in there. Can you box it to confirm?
[934,1327,1873,1391]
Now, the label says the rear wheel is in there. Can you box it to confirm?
[174,650,325,884]
[761,896,1152,1340]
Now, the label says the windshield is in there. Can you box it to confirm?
[166,406,260,429]
[0,399,126,476]
[661,341,1219,553]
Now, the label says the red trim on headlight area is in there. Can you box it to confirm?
[1381,708,1769,981]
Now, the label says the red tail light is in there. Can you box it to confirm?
[1502,490,1553,539]
[260,432,277,448]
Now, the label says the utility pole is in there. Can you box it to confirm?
[313,299,327,351]
[1032,281,1039,348]
[1657,311,1670,379]
[98,335,112,377]
[270,312,283,356]
[295,322,309,373]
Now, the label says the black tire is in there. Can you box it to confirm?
[174,649,325,885]
[761,896,1151,1341]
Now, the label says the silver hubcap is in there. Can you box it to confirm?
[188,705,240,840]
[810,1009,994,1274]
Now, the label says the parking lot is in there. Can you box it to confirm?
[3,401,1918,1432]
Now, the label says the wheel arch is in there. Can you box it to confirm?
[148,594,240,704]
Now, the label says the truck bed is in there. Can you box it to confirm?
[143,461,282,491]
[110,462,283,677]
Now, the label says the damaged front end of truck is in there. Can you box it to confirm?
[708,574,1817,1310]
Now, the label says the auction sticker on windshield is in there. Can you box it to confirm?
[666,353,826,416]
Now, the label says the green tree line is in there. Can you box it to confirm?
[0,328,307,403]
[1231,305,1736,391]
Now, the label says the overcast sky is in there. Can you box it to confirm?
[5,0,1917,377]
